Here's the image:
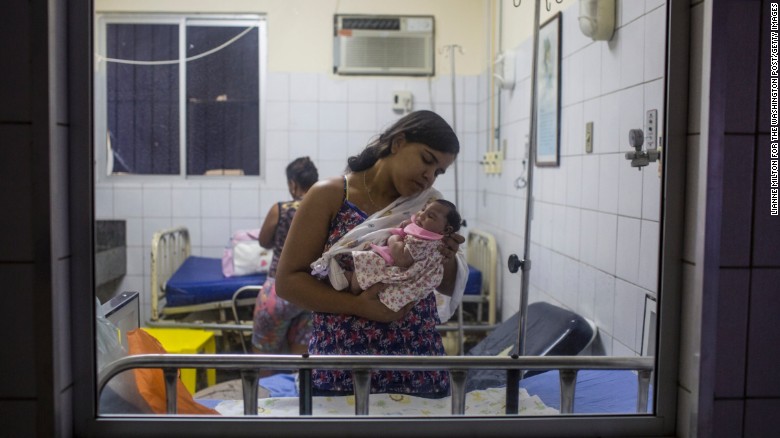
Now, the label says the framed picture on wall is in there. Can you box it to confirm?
[534,12,561,167]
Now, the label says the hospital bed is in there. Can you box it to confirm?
[98,293,652,417]
[149,226,267,351]
[462,229,497,326]
[438,228,498,355]
[150,226,491,351]
[150,227,266,319]
[98,353,653,417]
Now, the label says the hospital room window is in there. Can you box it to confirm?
[97,16,265,177]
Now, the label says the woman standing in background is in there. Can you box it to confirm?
[251,156,318,354]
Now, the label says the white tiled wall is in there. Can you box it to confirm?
[95,74,482,324]
[95,1,667,355]
[473,1,667,357]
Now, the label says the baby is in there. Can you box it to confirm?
[345,199,462,311]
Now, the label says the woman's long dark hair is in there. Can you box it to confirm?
[347,110,460,172]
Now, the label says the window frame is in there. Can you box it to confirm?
[93,13,268,182]
[72,1,688,436]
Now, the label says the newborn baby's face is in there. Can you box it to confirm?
[414,202,450,234]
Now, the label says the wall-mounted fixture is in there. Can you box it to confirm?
[333,15,434,76]
[585,121,594,153]
[625,129,660,170]
[494,50,516,90]
[392,91,413,112]
[480,140,506,175]
[578,0,616,41]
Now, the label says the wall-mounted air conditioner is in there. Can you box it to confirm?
[334,15,434,76]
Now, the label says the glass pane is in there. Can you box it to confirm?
[186,26,260,176]
[91,2,672,428]
[106,23,180,175]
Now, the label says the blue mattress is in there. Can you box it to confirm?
[167,258,479,308]
[464,265,482,295]
[520,369,653,414]
[165,256,267,308]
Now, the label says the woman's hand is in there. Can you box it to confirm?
[439,232,465,261]
[352,283,414,322]
[435,232,465,297]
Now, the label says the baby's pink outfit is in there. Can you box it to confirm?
[352,220,444,311]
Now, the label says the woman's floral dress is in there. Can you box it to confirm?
[309,181,450,397]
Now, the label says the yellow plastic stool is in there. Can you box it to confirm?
[142,328,217,395]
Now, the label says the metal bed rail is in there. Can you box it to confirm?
[98,354,654,416]
[146,285,262,354]
[145,286,260,331]
[150,226,191,321]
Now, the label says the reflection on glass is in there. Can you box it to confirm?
[93,0,665,419]
[98,20,260,177]
[106,23,180,175]
[186,26,260,176]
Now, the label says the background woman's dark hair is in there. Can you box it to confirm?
[347,110,460,172]
[286,156,318,190]
[434,199,462,234]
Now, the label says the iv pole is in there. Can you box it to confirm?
[440,43,465,353]
[521,0,541,359]
[505,0,540,414]
[439,44,464,210]
[511,0,541,358]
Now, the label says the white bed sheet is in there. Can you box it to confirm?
[214,387,559,416]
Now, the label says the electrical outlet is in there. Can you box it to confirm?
[585,122,593,153]
[494,153,502,174]
[482,151,498,174]
[478,145,508,175]
[481,152,492,174]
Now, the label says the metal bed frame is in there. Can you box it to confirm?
[150,226,190,322]
[150,227,499,354]
[438,229,499,355]
[149,226,263,352]
[98,354,654,416]
[462,229,498,327]
[151,226,261,323]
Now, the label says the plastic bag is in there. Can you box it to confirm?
[96,298,153,414]
[222,228,272,277]
[126,329,219,415]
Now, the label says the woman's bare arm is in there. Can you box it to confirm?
[258,203,279,249]
[275,177,412,322]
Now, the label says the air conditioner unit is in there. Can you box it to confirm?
[334,15,434,76]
